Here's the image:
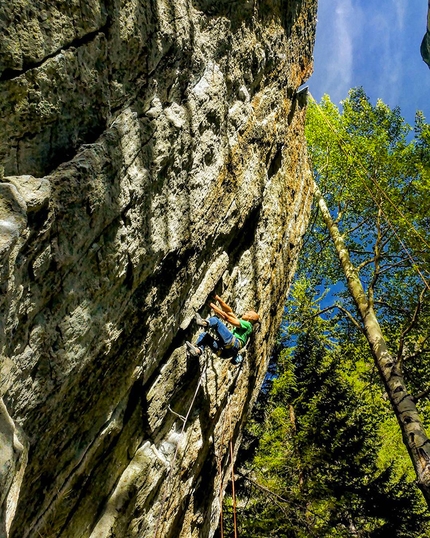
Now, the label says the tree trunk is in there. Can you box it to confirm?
[314,183,430,507]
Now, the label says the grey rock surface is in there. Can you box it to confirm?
[0,0,317,536]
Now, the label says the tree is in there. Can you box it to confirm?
[305,89,430,505]
[224,279,430,537]
[220,91,430,536]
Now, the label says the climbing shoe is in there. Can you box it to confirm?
[186,341,201,356]
[194,312,208,327]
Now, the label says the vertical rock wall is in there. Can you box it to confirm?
[0,0,317,536]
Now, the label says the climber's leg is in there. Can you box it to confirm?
[194,312,208,327]
[196,332,220,353]
[207,317,234,346]
[186,341,201,356]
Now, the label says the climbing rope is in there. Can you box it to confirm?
[218,396,229,538]
[228,406,238,538]
[152,362,207,538]
[153,338,248,537]
[218,392,239,538]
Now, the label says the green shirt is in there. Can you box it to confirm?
[232,319,253,346]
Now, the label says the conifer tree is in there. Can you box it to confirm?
[305,89,430,505]
[221,90,430,536]
[224,280,430,537]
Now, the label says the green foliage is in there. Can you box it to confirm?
[306,88,430,273]
[305,88,430,398]
[222,91,430,537]
[225,281,430,537]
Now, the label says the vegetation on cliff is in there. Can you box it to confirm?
[222,89,430,536]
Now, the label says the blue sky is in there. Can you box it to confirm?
[308,0,430,126]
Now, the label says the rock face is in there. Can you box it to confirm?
[422,1,430,67]
[0,1,316,536]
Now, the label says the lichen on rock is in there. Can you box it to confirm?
[0,0,317,536]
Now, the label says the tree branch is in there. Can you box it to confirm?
[397,286,428,364]
[379,228,396,250]
[412,387,430,403]
[308,304,338,319]
[374,300,411,317]
[336,305,364,332]
[237,470,323,530]
[404,345,430,362]
[368,208,383,308]
[308,304,364,333]
[358,256,409,276]
[350,249,374,256]
[237,471,292,504]
[344,215,372,235]
[357,256,377,273]
[378,258,410,275]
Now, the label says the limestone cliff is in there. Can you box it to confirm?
[0,1,317,536]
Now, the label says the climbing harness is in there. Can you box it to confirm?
[224,337,240,349]
[232,337,251,366]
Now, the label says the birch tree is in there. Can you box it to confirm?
[305,89,430,506]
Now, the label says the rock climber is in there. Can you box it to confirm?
[185,294,260,362]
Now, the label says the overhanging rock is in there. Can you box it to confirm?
[0,0,317,536]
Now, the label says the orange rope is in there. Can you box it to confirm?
[218,394,239,538]
[218,396,230,538]
[228,400,238,538]
[230,439,238,538]
[218,425,226,538]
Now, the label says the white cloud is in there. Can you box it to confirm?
[331,0,354,91]
[309,0,430,124]
[366,5,403,107]
[311,0,362,104]
[394,0,406,31]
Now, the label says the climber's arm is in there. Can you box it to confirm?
[213,294,234,314]
[210,302,241,327]
[224,313,241,327]
[210,303,227,319]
